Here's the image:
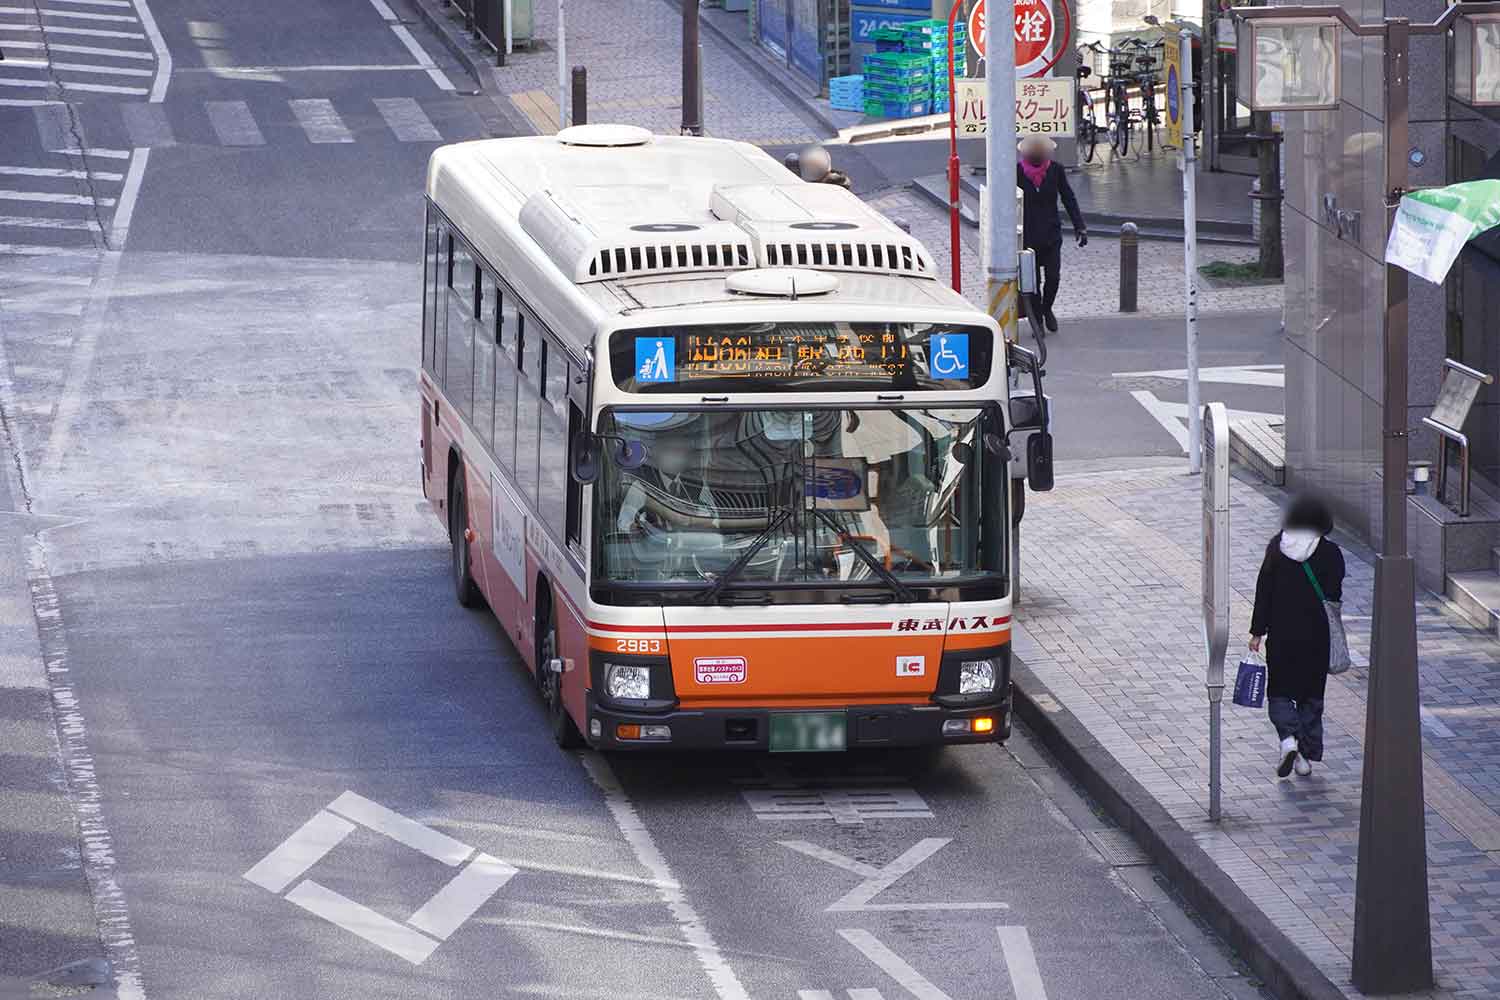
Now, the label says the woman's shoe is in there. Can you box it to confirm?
[1294,755,1313,777]
[1044,309,1059,332]
[1277,736,1299,777]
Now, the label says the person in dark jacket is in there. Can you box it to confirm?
[1016,136,1087,333]
[1249,495,1345,778]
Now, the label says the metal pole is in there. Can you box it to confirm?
[1119,222,1138,312]
[946,0,964,293]
[571,65,587,126]
[556,0,567,130]
[682,0,703,136]
[1209,700,1221,822]
[986,0,1018,345]
[1182,30,1202,475]
[1351,16,1433,994]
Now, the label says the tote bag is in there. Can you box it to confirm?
[1233,656,1267,708]
[1302,562,1352,675]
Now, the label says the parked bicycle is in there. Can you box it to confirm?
[1075,44,1102,163]
[1100,45,1137,158]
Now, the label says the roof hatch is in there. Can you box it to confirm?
[556,124,653,147]
[725,268,840,297]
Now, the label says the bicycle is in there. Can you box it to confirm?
[1101,51,1136,158]
[1075,43,1103,163]
[1130,41,1163,153]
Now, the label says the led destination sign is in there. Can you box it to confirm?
[613,323,990,392]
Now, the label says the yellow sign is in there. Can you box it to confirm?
[955,78,1075,138]
[1163,35,1183,148]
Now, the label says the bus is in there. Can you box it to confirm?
[418,124,1052,752]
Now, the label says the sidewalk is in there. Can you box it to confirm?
[1014,463,1500,998]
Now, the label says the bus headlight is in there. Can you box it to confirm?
[605,663,652,701]
[959,659,997,695]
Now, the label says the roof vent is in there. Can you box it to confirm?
[726,268,839,298]
[520,186,754,284]
[557,124,653,147]
[710,183,936,279]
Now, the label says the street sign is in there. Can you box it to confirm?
[1164,34,1184,148]
[1202,401,1229,824]
[967,0,1071,78]
[956,77,1075,136]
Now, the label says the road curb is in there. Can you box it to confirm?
[403,0,492,93]
[1009,658,1347,1000]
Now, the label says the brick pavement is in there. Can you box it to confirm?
[488,0,821,146]
[1017,465,1500,997]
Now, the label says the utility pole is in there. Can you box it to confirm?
[985,0,1017,346]
[556,0,567,130]
[681,0,704,136]
[1182,27,1202,475]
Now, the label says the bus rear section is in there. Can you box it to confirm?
[586,606,1011,752]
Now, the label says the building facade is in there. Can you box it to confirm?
[1281,0,1500,594]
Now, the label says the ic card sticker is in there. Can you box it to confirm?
[695,656,747,684]
[896,655,925,677]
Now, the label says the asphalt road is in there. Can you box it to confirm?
[0,1,1279,996]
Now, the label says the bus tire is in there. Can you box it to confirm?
[449,469,482,609]
[537,592,583,749]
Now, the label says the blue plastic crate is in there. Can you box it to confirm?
[829,75,864,111]
[864,97,931,119]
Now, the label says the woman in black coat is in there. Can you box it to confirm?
[1249,496,1345,778]
[1016,136,1087,333]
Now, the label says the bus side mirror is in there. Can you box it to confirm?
[1027,432,1055,492]
[1009,395,1046,432]
[570,432,599,484]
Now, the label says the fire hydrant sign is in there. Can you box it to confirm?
[968,0,1069,78]
[956,77,1074,137]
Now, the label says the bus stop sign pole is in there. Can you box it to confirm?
[1202,401,1229,823]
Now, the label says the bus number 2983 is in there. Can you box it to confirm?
[617,638,664,654]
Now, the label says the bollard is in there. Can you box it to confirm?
[1119,221,1139,313]
[571,66,587,126]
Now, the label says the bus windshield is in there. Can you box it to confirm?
[592,407,1006,600]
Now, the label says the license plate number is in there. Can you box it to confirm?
[770,712,847,753]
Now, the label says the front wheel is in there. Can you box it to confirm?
[450,472,482,608]
[538,604,583,749]
[1081,120,1098,163]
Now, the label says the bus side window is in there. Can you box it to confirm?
[434,231,452,389]
[493,290,519,472]
[473,270,497,449]
[446,241,476,420]
[421,207,438,375]
[539,341,569,541]
[565,400,584,547]
[515,307,542,511]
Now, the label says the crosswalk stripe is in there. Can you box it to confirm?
[0,165,124,180]
[45,0,135,8]
[0,77,51,89]
[0,23,147,38]
[0,243,100,256]
[53,61,155,76]
[0,38,152,57]
[0,98,64,107]
[0,5,138,20]
[0,189,113,205]
[0,301,86,316]
[374,97,442,142]
[290,98,353,143]
[121,102,174,147]
[2,57,48,68]
[205,100,264,146]
[0,214,102,231]
[59,79,149,94]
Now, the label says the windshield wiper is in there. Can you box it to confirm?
[695,506,796,605]
[808,507,918,604]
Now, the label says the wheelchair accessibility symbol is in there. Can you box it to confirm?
[930,333,969,379]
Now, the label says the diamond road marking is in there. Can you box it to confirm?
[243,791,517,965]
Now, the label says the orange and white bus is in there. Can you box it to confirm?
[418,124,1052,752]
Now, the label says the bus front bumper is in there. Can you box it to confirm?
[584,688,1011,751]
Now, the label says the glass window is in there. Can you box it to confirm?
[434,232,451,387]
[493,301,519,472]
[592,407,1005,598]
[474,326,495,450]
[515,309,542,509]
[445,241,475,419]
[481,270,499,347]
[422,209,439,374]
[566,402,584,546]
[539,344,569,540]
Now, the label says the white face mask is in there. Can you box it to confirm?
[1280,528,1321,562]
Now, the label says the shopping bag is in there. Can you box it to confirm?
[1302,562,1352,675]
[1232,656,1267,709]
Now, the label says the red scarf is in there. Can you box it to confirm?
[1020,159,1050,189]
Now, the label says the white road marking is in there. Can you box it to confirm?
[482,917,791,959]
[205,100,264,146]
[325,790,472,865]
[80,147,131,158]
[0,242,100,256]
[407,853,517,939]
[131,0,170,101]
[108,147,147,248]
[42,247,122,475]
[0,98,65,106]
[0,76,51,88]
[0,267,94,281]
[1112,363,1285,387]
[0,165,122,180]
[369,0,397,19]
[24,40,154,57]
[782,838,1010,912]
[242,809,355,893]
[0,23,147,37]
[582,754,751,1000]
[290,98,354,143]
[387,19,454,91]
[374,96,442,142]
[798,992,838,999]
[190,63,436,74]
[0,301,85,316]
[284,880,441,964]
[19,6,142,20]
[53,61,155,76]
[476,856,676,888]
[0,189,111,205]
[848,991,888,999]
[46,0,135,8]
[997,926,1049,1000]
[0,215,101,230]
[61,79,149,94]
[3,56,47,67]
[742,785,933,824]
[1127,390,1281,454]
[838,930,953,1000]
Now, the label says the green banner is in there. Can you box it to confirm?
[1385,180,1500,284]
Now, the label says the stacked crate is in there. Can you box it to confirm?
[829,74,864,113]
[859,19,966,119]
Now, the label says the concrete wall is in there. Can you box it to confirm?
[1282,0,1500,552]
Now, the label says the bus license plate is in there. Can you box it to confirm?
[770,712,847,752]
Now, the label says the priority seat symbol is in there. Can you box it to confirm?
[243,791,516,964]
